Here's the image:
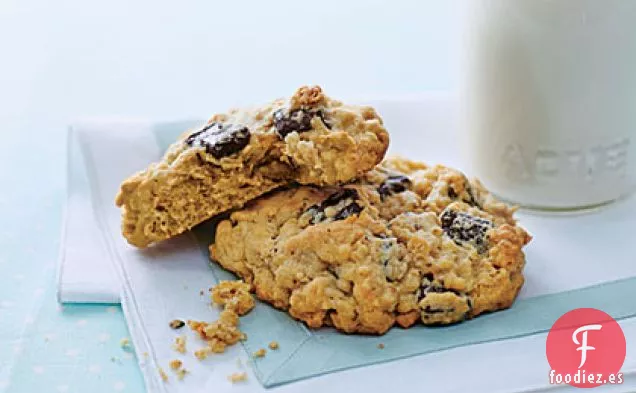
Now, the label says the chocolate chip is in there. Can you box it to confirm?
[420,298,471,324]
[305,205,324,224]
[273,108,329,138]
[420,285,462,299]
[440,209,493,251]
[321,189,358,209]
[305,189,362,224]
[185,122,250,159]
[423,306,453,314]
[377,175,411,200]
[169,319,185,329]
[334,202,363,221]
[463,183,480,207]
[448,186,458,199]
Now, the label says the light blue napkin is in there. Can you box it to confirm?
[155,123,636,387]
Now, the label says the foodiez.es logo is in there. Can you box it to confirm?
[573,324,602,369]
[546,308,626,388]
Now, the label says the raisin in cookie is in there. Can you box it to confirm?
[210,157,532,335]
[115,86,389,247]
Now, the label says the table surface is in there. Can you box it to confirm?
[0,1,462,392]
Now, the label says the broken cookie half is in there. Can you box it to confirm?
[116,86,389,247]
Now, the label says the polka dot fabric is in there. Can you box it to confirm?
[0,131,144,393]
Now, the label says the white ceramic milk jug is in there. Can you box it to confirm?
[462,0,636,210]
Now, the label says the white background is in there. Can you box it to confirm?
[0,0,462,139]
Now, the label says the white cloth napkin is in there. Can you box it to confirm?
[56,126,120,303]
[63,98,636,392]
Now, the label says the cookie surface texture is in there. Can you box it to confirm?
[211,157,532,334]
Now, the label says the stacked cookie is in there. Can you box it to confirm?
[116,86,531,334]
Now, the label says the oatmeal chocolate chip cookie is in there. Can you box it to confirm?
[115,86,389,247]
[210,157,532,335]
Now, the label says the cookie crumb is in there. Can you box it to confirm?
[172,335,187,354]
[253,348,266,358]
[211,280,255,316]
[176,368,188,381]
[187,282,253,359]
[227,372,248,383]
[377,343,385,349]
[167,359,187,380]
[169,319,185,330]
[188,310,245,354]
[169,359,182,370]
[194,347,212,360]
[159,367,169,382]
[120,338,132,351]
[268,341,279,350]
